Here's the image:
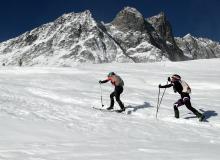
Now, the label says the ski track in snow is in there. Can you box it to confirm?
[0,59,220,160]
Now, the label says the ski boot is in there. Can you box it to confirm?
[106,106,113,110]
[174,106,179,118]
[116,107,125,113]
[199,114,205,122]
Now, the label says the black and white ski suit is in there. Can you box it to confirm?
[160,80,202,118]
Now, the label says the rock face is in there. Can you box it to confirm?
[146,12,186,61]
[111,7,146,32]
[147,12,174,44]
[106,7,186,62]
[0,7,219,66]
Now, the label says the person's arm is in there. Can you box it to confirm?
[99,79,109,83]
[99,77,111,84]
[159,83,173,88]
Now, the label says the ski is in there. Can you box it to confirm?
[92,107,128,114]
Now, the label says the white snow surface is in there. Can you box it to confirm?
[0,59,220,160]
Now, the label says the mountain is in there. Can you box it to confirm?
[0,10,129,66]
[175,34,220,59]
[0,7,219,66]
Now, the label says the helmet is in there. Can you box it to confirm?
[171,74,181,81]
[108,72,115,77]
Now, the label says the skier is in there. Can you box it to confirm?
[159,74,205,121]
[99,72,125,112]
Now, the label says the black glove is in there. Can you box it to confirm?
[99,80,102,84]
[168,77,171,82]
[159,84,162,88]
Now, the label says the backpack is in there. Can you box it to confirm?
[116,75,124,86]
[180,80,191,94]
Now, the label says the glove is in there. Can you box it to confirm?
[159,84,162,88]
[168,77,171,82]
[99,80,102,84]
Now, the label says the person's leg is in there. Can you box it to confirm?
[183,97,203,118]
[115,86,125,110]
[107,91,115,110]
[173,99,184,118]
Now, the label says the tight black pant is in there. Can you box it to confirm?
[110,86,124,109]
[174,96,202,118]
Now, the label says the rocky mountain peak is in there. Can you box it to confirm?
[54,10,95,26]
[147,12,173,42]
[122,7,143,17]
[147,12,167,27]
[183,33,194,40]
[146,11,184,60]
[111,6,146,32]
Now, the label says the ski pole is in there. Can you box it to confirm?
[156,87,161,118]
[158,87,167,109]
[156,81,168,118]
[100,83,104,107]
[158,81,168,109]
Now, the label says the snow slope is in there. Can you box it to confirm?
[0,59,220,160]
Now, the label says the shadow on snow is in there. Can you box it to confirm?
[184,108,218,122]
[125,102,153,114]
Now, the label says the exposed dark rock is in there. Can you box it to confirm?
[111,7,146,32]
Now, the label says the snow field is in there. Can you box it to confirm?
[0,59,220,160]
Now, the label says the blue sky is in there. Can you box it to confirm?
[0,0,220,42]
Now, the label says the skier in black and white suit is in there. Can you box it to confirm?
[159,74,205,121]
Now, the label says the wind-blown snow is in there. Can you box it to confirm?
[0,59,220,160]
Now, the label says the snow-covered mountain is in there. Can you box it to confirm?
[0,10,129,66]
[1,59,220,159]
[175,34,220,59]
[0,7,220,66]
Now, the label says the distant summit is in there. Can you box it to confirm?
[175,34,220,59]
